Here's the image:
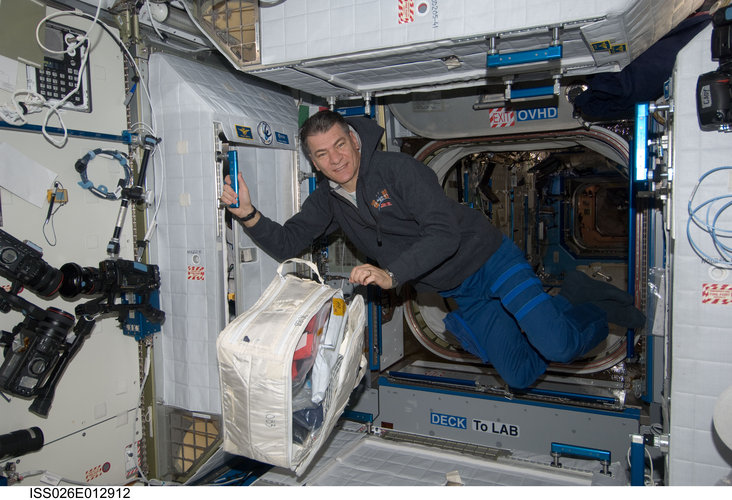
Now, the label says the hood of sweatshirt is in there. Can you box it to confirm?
[345,116,386,243]
[347,116,383,178]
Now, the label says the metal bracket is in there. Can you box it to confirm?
[488,45,563,68]
[502,74,562,103]
[550,442,612,475]
[487,27,563,68]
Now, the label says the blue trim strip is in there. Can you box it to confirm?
[343,410,374,423]
[228,150,239,208]
[487,45,562,67]
[646,207,655,402]
[368,297,377,370]
[490,262,532,294]
[633,103,649,182]
[520,388,617,405]
[379,376,641,419]
[511,85,555,99]
[0,122,132,144]
[627,174,636,361]
[388,370,477,388]
[551,442,611,463]
[335,106,376,118]
[630,439,646,486]
[503,277,541,305]
[515,293,550,320]
[390,371,617,405]
[376,292,382,372]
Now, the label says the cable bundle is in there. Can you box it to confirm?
[687,166,732,268]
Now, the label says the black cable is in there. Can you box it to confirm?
[42,181,65,246]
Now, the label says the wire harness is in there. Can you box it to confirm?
[687,166,732,268]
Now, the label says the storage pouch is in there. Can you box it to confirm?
[216,258,366,474]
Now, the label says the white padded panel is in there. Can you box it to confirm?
[148,53,298,413]
[669,25,732,485]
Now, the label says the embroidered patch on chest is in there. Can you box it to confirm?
[371,189,393,209]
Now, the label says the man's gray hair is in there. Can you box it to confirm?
[299,110,351,157]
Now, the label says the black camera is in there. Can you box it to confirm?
[59,259,160,298]
[0,307,75,397]
[697,6,732,131]
[0,229,62,297]
[0,228,164,416]
[0,427,44,460]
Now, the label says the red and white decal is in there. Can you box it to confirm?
[416,1,430,16]
[187,250,204,281]
[85,462,111,482]
[398,0,415,24]
[702,283,732,304]
[187,266,205,281]
[489,107,516,128]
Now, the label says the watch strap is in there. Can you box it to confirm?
[239,206,258,222]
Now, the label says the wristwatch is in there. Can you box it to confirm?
[239,205,258,222]
[385,269,398,289]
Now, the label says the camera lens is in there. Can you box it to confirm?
[59,263,102,298]
[0,427,44,460]
[21,257,63,297]
[0,230,63,297]
[38,307,75,343]
[29,358,48,376]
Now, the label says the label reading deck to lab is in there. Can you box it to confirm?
[517,107,558,122]
[472,418,520,437]
[430,411,467,429]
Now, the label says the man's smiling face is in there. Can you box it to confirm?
[307,123,361,192]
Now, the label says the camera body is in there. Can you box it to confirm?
[0,230,62,297]
[697,6,732,131]
[60,259,160,298]
[0,257,161,404]
[0,307,75,397]
[0,228,164,415]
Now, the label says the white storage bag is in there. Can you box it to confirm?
[216,258,367,474]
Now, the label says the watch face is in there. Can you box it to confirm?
[387,270,398,288]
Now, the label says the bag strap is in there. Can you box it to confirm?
[277,258,323,283]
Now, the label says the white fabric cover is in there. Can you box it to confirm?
[217,259,366,474]
[148,52,298,414]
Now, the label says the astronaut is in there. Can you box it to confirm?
[221,110,641,388]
